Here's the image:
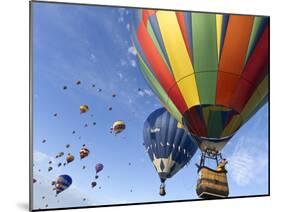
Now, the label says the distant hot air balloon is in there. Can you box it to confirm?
[56,152,64,158]
[112,93,117,98]
[76,80,81,85]
[66,144,70,148]
[42,139,46,143]
[95,163,104,179]
[111,120,126,135]
[80,147,90,159]
[143,108,198,196]
[91,181,97,188]
[80,105,89,114]
[63,86,67,90]
[54,175,72,195]
[133,10,269,198]
[66,154,74,163]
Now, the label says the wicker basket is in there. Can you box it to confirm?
[196,166,229,199]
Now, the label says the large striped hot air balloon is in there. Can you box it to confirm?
[133,10,269,154]
[143,108,198,196]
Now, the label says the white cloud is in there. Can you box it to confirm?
[118,16,124,23]
[117,8,126,23]
[128,46,137,56]
[227,136,268,186]
[143,89,153,96]
[130,59,137,67]
[34,151,56,164]
[34,151,49,163]
[120,59,127,66]
[90,53,96,63]
[117,72,123,80]
[126,23,130,31]
[138,90,145,96]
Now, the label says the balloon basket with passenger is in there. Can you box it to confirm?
[196,150,229,199]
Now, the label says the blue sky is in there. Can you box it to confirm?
[32,2,268,210]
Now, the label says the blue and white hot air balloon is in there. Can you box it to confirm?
[54,175,72,195]
[143,108,198,196]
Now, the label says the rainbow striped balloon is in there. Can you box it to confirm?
[133,10,269,152]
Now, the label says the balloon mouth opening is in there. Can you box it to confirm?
[182,104,241,139]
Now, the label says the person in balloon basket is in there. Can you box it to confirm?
[217,158,228,172]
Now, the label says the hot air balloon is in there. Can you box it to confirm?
[66,144,70,148]
[91,181,97,188]
[95,163,104,179]
[110,120,126,135]
[143,108,198,196]
[134,10,269,153]
[76,80,81,85]
[54,175,72,195]
[56,152,64,158]
[80,147,90,159]
[66,154,74,163]
[80,105,89,114]
[133,10,269,198]
[63,85,67,90]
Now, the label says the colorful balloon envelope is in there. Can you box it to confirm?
[143,108,198,184]
[66,154,75,163]
[80,147,90,159]
[133,10,269,153]
[95,163,104,178]
[80,105,89,114]
[91,181,97,188]
[54,175,72,195]
[111,120,126,135]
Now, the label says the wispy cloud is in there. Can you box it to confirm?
[128,46,137,56]
[130,59,137,67]
[90,53,96,63]
[227,136,268,186]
